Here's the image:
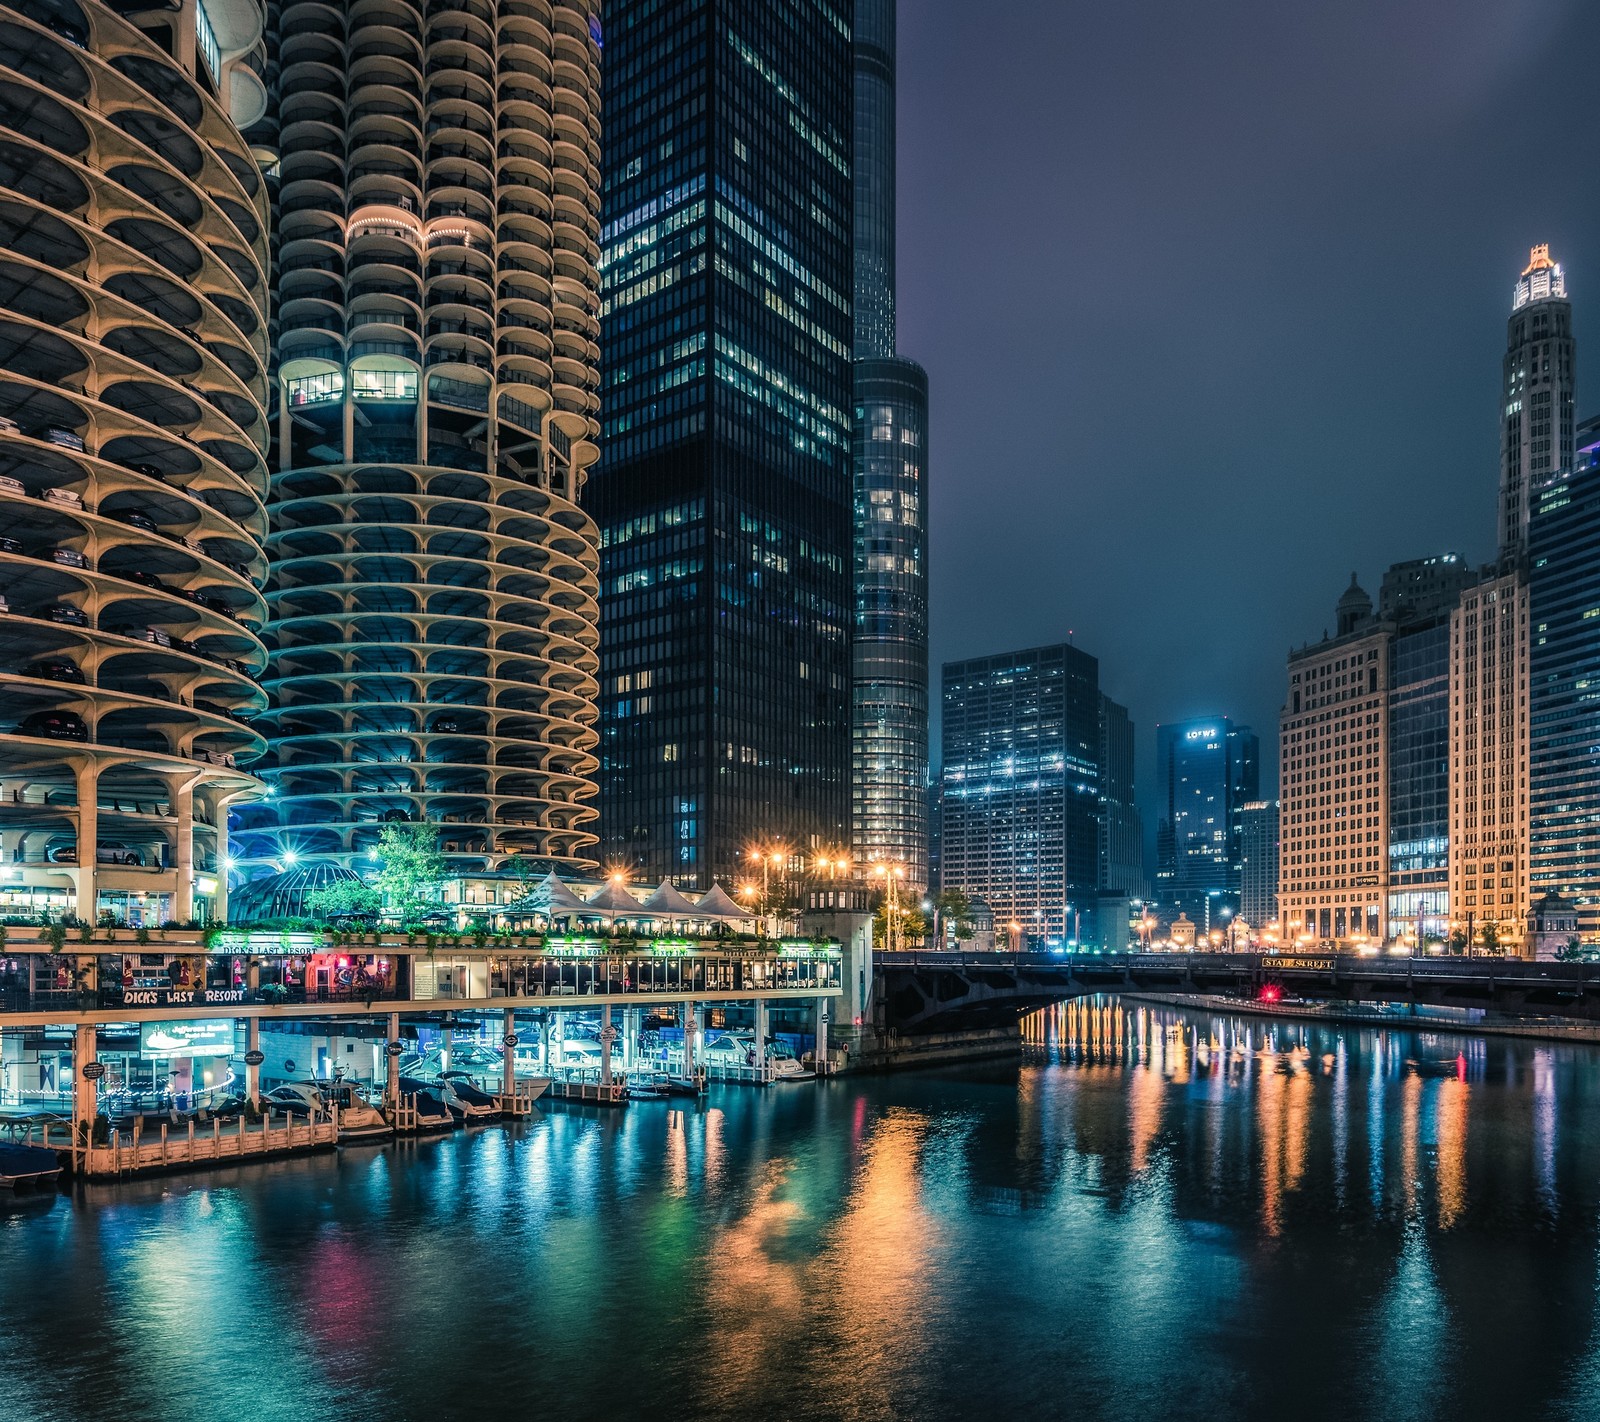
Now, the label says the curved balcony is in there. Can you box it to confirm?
[0,5,271,924]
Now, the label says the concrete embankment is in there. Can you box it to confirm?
[1122,992,1600,1046]
[834,1024,1023,1072]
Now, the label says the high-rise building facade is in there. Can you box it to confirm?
[940,644,1101,946]
[1500,245,1574,559]
[1096,694,1144,899]
[1238,800,1279,934]
[850,0,929,887]
[1278,578,1390,946]
[1154,716,1258,930]
[1383,555,1472,947]
[1530,416,1600,941]
[1448,571,1531,952]
[230,0,606,887]
[590,0,854,888]
[0,1,271,924]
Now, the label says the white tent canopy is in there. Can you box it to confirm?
[694,883,752,920]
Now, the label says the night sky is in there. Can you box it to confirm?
[896,0,1600,821]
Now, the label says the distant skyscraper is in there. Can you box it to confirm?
[1530,416,1600,941]
[1383,556,1472,947]
[1097,695,1145,899]
[851,0,930,887]
[591,0,854,887]
[1500,245,1574,558]
[1238,800,1280,933]
[940,645,1101,946]
[1448,570,1531,951]
[1278,579,1388,946]
[1155,716,1258,930]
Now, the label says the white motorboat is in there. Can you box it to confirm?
[435,1071,501,1121]
[323,1080,395,1142]
[769,1055,815,1082]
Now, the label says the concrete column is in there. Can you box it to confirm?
[73,1022,97,1138]
[814,995,829,1075]
[599,1002,613,1087]
[212,791,231,925]
[624,1008,640,1070]
[683,1001,697,1077]
[73,759,99,923]
[442,1025,452,1072]
[246,1016,260,1107]
[540,1015,551,1075]
[172,778,194,923]
[386,1012,400,1109]
[754,997,768,1070]
[502,1007,515,1097]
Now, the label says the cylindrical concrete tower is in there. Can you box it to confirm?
[231,0,604,884]
[0,1,272,926]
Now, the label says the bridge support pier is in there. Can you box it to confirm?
[246,1016,261,1109]
[814,995,829,1074]
[72,1022,97,1144]
[502,1008,516,1097]
[754,997,768,1069]
[385,1012,400,1110]
[600,1004,613,1087]
[684,1002,699,1078]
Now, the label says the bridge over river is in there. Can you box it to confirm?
[873,950,1600,1033]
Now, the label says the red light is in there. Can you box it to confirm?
[1258,984,1281,1004]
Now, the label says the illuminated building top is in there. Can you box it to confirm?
[1514,244,1567,311]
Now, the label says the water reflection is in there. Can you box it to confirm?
[6,999,1600,1420]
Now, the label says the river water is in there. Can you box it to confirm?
[5,998,1600,1422]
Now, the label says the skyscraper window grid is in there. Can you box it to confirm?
[592,0,854,888]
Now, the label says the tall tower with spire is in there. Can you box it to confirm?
[1499,245,1575,558]
[852,0,931,888]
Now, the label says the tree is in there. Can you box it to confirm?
[933,887,976,944]
[1479,921,1502,955]
[1557,935,1587,963]
[304,879,382,922]
[373,821,447,919]
[873,900,926,950]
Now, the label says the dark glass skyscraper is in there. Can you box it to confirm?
[940,645,1101,947]
[1530,416,1600,939]
[1382,555,1472,946]
[592,0,854,888]
[1154,717,1258,930]
[851,0,929,886]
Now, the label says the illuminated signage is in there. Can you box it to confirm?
[1185,727,1219,741]
[139,1019,238,1059]
[206,930,322,955]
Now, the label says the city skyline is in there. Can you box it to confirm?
[898,0,1600,828]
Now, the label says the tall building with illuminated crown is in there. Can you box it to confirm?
[1500,244,1574,559]
[851,0,930,888]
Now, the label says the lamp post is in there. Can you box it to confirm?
[873,862,905,952]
